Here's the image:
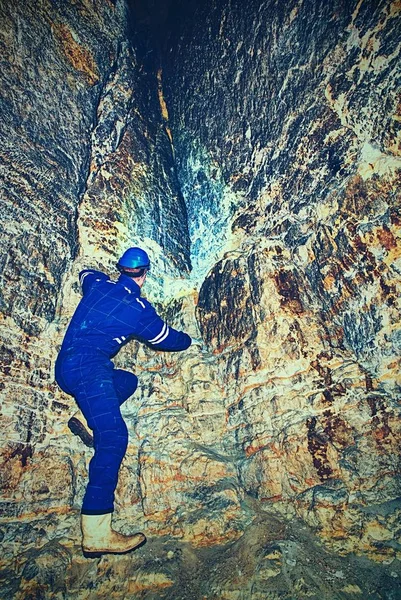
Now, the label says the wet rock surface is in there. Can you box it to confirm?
[1,0,401,598]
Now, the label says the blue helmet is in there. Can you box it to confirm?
[117,247,150,271]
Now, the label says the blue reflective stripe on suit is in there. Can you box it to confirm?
[55,269,191,514]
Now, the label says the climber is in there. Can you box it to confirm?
[55,247,192,557]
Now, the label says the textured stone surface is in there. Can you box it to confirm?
[1,0,401,598]
[160,0,401,560]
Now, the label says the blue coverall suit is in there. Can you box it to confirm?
[55,269,191,515]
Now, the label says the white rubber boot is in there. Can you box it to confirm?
[68,410,93,447]
[81,513,146,557]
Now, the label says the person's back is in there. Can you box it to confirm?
[59,269,190,359]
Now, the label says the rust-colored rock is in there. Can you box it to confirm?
[1,0,401,598]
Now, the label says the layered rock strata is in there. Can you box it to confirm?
[160,0,401,560]
[0,0,191,596]
[0,0,130,521]
[0,0,400,598]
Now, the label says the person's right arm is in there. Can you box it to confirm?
[133,296,191,352]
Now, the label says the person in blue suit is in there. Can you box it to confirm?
[55,247,191,557]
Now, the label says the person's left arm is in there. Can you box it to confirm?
[79,269,108,295]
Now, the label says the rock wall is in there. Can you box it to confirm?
[0,0,191,597]
[0,0,130,519]
[0,0,401,598]
[160,0,401,557]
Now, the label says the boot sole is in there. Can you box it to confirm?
[83,536,147,558]
[68,417,94,448]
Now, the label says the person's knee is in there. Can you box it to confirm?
[122,373,138,399]
[113,370,138,403]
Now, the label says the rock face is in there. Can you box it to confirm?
[161,0,401,556]
[0,0,400,598]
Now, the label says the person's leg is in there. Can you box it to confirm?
[76,379,145,554]
[57,356,145,554]
[59,361,138,447]
[112,369,138,406]
[74,374,128,514]
[58,356,128,513]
